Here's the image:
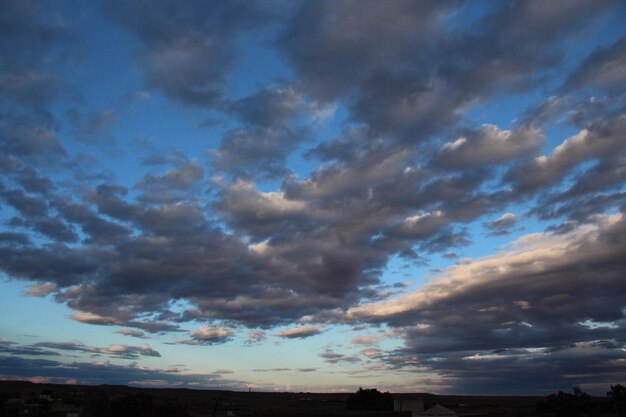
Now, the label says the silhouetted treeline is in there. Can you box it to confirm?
[345,387,393,411]
[537,385,626,417]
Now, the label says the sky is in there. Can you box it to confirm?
[1,0,626,396]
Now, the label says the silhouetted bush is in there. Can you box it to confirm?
[346,387,393,411]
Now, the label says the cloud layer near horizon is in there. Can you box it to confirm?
[0,0,625,394]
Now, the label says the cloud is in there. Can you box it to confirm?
[504,115,626,195]
[252,368,291,372]
[179,327,235,345]
[565,36,626,94]
[215,180,309,238]
[137,160,204,191]
[51,198,132,244]
[34,341,161,359]
[350,335,382,346]
[24,283,57,297]
[275,326,323,339]
[433,125,544,170]
[277,0,457,101]
[0,340,59,357]
[360,348,383,360]
[211,127,304,180]
[351,213,626,330]
[135,158,205,204]
[246,330,266,345]
[0,116,67,163]
[484,213,518,235]
[105,0,273,108]
[0,0,74,109]
[114,329,148,339]
[319,349,360,364]
[228,86,305,129]
[13,166,53,195]
[70,312,122,326]
[0,1,624,395]
[395,341,626,395]
[0,355,254,389]
[279,1,615,142]
[346,213,626,392]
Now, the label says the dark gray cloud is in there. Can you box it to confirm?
[319,349,360,364]
[504,114,626,197]
[105,0,274,108]
[211,127,304,180]
[559,156,626,201]
[280,0,616,142]
[52,197,132,244]
[0,184,48,217]
[385,341,626,395]
[0,340,59,357]
[0,232,30,246]
[565,36,626,94]
[0,0,625,394]
[0,116,66,163]
[0,0,74,110]
[530,156,626,222]
[1,3,621,340]
[0,241,100,287]
[3,174,380,329]
[484,213,518,236]
[135,158,205,204]
[433,125,544,170]
[277,0,459,101]
[33,341,161,359]
[228,86,305,129]
[210,84,322,180]
[536,192,626,225]
[0,0,78,211]
[351,213,626,334]
[31,215,79,243]
[346,214,626,392]
[8,166,53,195]
[214,180,312,240]
[0,355,254,389]
[0,186,79,245]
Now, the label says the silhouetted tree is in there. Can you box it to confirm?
[608,384,626,417]
[346,387,393,411]
[537,387,593,417]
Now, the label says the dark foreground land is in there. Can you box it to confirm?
[0,380,620,417]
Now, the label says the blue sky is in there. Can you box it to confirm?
[1,0,626,394]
